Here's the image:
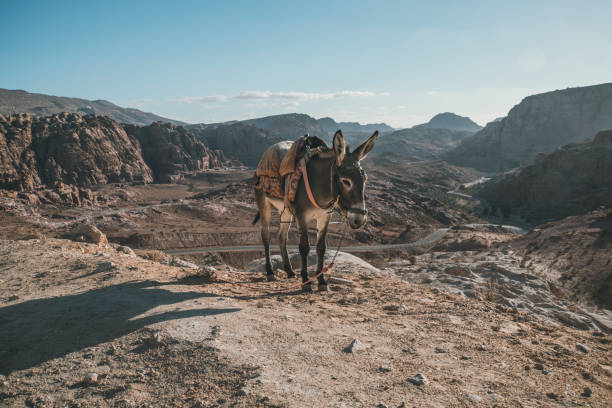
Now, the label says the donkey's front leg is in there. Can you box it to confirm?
[296,216,312,292]
[279,210,295,278]
[315,214,331,291]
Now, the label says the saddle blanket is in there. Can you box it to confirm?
[254,135,329,203]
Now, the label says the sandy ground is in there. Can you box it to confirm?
[1,238,610,407]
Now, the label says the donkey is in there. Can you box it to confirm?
[252,130,378,291]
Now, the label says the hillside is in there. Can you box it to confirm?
[447,83,612,172]
[0,89,185,126]
[373,127,475,161]
[190,122,284,167]
[477,130,612,224]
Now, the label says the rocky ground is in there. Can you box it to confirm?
[1,238,611,407]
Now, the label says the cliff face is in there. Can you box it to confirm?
[478,130,612,224]
[0,113,153,191]
[447,83,612,172]
[125,122,224,182]
[0,113,224,194]
[415,112,482,132]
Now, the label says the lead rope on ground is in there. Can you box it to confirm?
[218,215,348,294]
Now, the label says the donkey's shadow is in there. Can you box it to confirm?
[0,281,239,375]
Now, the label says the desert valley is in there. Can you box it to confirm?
[0,81,610,407]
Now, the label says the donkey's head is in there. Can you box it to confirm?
[332,130,378,229]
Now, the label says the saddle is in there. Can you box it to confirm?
[254,135,329,208]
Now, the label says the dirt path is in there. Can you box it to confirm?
[165,224,526,255]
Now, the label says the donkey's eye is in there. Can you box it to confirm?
[341,178,352,188]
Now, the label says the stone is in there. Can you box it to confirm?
[94,261,116,273]
[467,393,482,402]
[445,265,473,277]
[343,338,366,353]
[84,372,98,384]
[72,224,108,245]
[117,245,135,256]
[581,387,592,397]
[407,373,428,386]
[575,342,590,353]
[171,257,199,269]
[379,366,391,373]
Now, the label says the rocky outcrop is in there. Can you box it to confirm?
[447,83,612,171]
[0,113,153,191]
[0,113,225,201]
[511,208,612,309]
[0,88,185,125]
[242,113,325,140]
[478,131,612,224]
[415,112,482,132]
[191,122,284,167]
[125,121,224,182]
[317,117,393,134]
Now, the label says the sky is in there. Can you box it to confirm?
[2,0,612,128]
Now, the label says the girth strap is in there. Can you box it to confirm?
[300,158,335,210]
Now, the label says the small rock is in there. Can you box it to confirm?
[117,246,135,256]
[7,295,19,301]
[171,257,199,269]
[383,303,401,312]
[84,372,98,384]
[327,276,354,286]
[534,363,544,370]
[235,388,247,396]
[210,325,222,336]
[445,265,473,277]
[435,347,446,353]
[575,342,590,353]
[1,381,9,388]
[343,338,366,353]
[467,393,482,402]
[72,223,108,245]
[546,392,559,400]
[376,404,388,408]
[379,366,391,373]
[581,387,592,397]
[407,373,427,386]
[284,315,293,321]
[477,344,487,351]
[115,399,134,407]
[94,261,116,273]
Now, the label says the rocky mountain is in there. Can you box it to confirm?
[447,83,612,172]
[372,127,475,161]
[415,112,482,132]
[189,122,283,167]
[0,113,223,194]
[477,130,612,224]
[0,89,185,126]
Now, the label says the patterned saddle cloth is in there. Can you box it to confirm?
[254,135,329,204]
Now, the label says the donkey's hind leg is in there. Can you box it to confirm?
[255,191,275,281]
[295,214,312,292]
[278,209,295,278]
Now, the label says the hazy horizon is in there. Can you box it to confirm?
[2,1,612,128]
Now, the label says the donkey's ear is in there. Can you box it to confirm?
[332,130,346,166]
[354,130,378,161]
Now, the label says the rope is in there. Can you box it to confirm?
[218,217,349,294]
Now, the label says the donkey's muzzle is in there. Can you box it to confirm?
[347,207,368,229]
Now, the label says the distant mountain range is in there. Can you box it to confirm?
[0,89,185,126]
[447,83,612,172]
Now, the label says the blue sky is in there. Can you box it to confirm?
[2,1,611,128]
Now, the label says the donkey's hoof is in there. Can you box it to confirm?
[317,284,329,292]
[301,284,313,293]
[266,274,276,282]
[286,271,296,279]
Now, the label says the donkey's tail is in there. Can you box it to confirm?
[252,211,260,225]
